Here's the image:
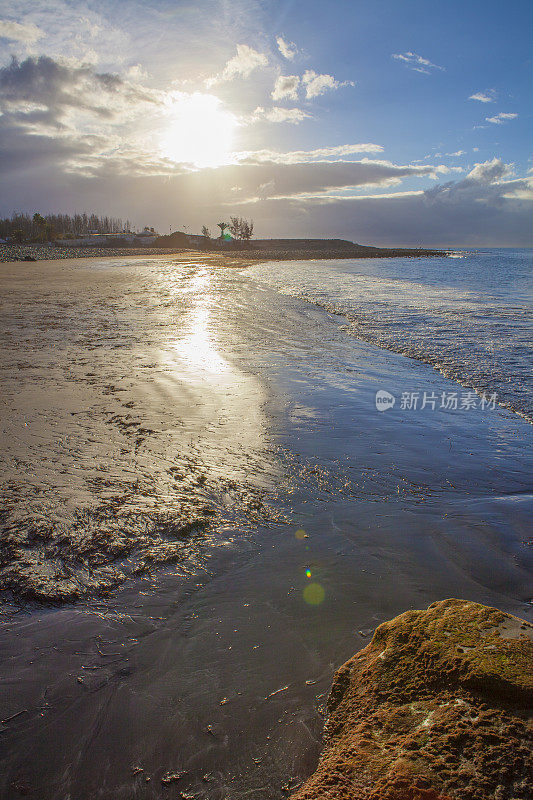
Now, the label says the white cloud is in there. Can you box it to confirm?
[419,159,533,227]
[126,63,149,82]
[0,19,44,44]
[252,106,311,124]
[435,150,466,158]
[485,111,518,124]
[432,165,464,175]
[276,36,297,60]
[391,51,444,74]
[315,189,426,201]
[271,74,300,101]
[467,158,514,183]
[0,2,129,67]
[236,143,384,164]
[469,91,495,103]
[302,69,354,99]
[272,70,355,101]
[206,44,268,86]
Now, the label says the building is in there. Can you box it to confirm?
[133,228,159,245]
[58,229,159,247]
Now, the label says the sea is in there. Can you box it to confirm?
[244,248,533,423]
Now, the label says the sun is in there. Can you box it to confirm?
[161,92,237,168]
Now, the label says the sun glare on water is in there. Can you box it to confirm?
[161,92,237,167]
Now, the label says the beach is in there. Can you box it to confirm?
[0,252,531,799]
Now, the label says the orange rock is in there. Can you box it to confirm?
[293,599,533,800]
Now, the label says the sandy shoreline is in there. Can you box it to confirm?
[0,254,282,603]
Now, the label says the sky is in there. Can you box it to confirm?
[0,0,531,246]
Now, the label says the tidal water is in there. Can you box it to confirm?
[245,249,533,422]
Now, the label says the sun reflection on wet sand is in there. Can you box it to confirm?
[155,264,276,487]
[172,269,229,376]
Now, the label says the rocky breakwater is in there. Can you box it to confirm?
[293,599,532,800]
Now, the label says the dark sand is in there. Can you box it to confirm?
[0,254,531,799]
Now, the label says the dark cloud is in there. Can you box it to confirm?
[0,54,164,182]
[0,55,156,123]
[245,163,533,246]
[0,119,99,176]
[1,153,530,247]
[172,159,435,203]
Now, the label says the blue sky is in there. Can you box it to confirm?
[0,0,531,245]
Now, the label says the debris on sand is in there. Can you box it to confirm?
[160,770,187,784]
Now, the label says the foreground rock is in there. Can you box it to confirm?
[294,599,532,800]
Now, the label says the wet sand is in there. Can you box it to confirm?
[0,254,280,602]
[0,254,532,798]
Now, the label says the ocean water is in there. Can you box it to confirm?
[245,248,533,422]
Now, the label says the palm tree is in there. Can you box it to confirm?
[217,222,228,239]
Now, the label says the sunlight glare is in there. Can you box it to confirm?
[161,92,237,167]
[173,270,229,375]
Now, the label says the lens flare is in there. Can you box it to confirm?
[303,582,325,605]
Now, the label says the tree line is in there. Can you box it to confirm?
[201,217,254,243]
[0,212,129,242]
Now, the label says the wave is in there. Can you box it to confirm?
[245,251,533,425]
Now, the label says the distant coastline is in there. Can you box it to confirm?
[0,241,445,263]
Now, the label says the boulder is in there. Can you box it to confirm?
[293,599,532,800]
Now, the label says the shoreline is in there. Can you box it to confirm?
[0,242,446,264]
[0,253,531,799]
